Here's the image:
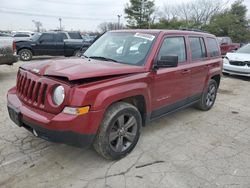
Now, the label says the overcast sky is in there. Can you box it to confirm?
[0,0,249,32]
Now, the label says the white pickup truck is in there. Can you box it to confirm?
[0,36,18,65]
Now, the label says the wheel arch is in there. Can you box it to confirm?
[92,83,151,127]
[211,74,221,87]
[17,47,34,55]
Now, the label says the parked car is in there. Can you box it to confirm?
[0,33,12,37]
[223,44,250,77]
[217,37,240,55]
[7,30,222,159]
[15,32,84,61]
[0,37,18,65]
[13,33,33,40]
[79,35,99,55]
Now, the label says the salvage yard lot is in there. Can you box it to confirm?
[0,61,250,188]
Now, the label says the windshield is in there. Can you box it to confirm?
[84,32,156,66]
[31,33,41,41]
[236,44,250,54]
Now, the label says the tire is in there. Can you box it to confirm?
[74,49,82,57]
[19,49,32,61]
[196,79,218,111]
[93,102,142,160]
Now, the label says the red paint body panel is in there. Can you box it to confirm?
[7,29,223,146]
[220,43,240,55]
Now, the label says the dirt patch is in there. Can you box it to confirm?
[218,88,234,95]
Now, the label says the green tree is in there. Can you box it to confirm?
[125,0,155,29]
[206,0,250,42]
[151,18,190,29]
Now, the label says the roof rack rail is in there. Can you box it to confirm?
[179,28,210,33]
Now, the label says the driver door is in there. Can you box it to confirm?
[34,33,56,55]
[151,36,191,119]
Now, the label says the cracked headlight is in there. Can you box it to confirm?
[52,85,65,106]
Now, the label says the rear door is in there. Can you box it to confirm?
[151,35,191,119]
[187,36,209,101]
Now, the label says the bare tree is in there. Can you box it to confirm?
[98,22,124,33]
[162,0,230,26]
[32,20,42,32]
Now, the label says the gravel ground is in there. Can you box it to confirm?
[0,61,250,188]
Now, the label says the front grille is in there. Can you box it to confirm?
[229,61,250,67]
[16,71,48,107]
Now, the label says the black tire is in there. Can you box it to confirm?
[93,102,142,160]
[74,49,82,57]
[19,49,32,61]
[196,79,218,111]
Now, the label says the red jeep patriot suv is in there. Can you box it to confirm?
[7,30,222,160]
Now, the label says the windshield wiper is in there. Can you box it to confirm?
[88,56,118,62]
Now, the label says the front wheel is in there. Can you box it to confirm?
[74,49,82,57]
[196,79,218,111]
[93,102,142,160]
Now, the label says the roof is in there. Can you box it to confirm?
[110,29,215,37]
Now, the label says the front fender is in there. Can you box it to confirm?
[92,82,151,113]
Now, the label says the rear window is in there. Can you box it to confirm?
[189,37,207,60]
[207,38,220,57]
[68,32,82,39]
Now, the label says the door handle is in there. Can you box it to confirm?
[181,70,191,74]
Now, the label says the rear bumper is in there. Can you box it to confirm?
[7,87,105,148]
[0,54,18,65]
[223,63,250,77]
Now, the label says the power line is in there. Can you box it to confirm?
[36,0,122,7]
[0,8,116,21]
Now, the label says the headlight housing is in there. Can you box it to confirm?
[52,85,65,106]
[223,57,229,64]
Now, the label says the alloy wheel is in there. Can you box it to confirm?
[206,84,216,107]
[109,114,138,153]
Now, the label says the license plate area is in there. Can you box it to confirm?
[7,105,22,127]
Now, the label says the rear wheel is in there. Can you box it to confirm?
[196,79,218,111]
[93,102,142,160]
[19,49,32,61]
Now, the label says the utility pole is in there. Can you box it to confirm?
[117,15,122,30]
[59,18,62,31]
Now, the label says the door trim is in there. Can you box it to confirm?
[150,93,202,121]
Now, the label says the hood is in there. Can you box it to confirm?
[21,58,146,81]
[226,52,250,61]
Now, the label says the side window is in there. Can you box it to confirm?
[207,38,220,57]
[55,33,67,42]
[68,32,82,39]
[158,37,186,62]
[39,34,54,42]
[189,37,207,60]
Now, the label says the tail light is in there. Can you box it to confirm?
[12,41,17,55]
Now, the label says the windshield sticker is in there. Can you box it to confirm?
[134,33,155,41]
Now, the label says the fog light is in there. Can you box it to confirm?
[63,106,90,115]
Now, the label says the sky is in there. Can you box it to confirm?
[0,0,250,32]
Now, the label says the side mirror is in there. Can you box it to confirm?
[156,55,178,68]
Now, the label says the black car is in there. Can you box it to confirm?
[15,32,85,61]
